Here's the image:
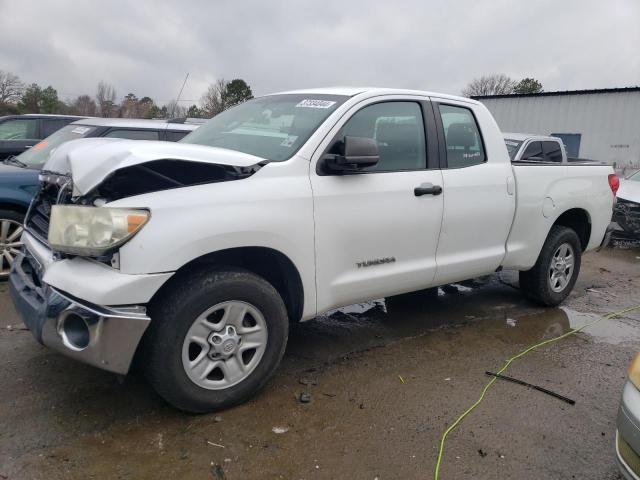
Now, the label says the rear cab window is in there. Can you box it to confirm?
[521,141,544,162]
[542,140,563,163]
[437,104,485,168]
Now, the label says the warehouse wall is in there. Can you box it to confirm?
[478,91,640,169]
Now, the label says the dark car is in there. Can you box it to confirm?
[0,114,86,160]
[0,118,200,277]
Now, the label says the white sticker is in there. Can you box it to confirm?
[504,140,519,147]
[295,99,336,109]
[71,126,92,135]
[280,135,298,147]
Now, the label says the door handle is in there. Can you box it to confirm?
[414,183,443,196]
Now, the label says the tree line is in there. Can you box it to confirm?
[0,70,253,119]
[462,74,544,97]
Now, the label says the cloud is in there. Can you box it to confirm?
[0,0,638,106]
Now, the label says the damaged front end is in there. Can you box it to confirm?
[614,197,640,237]
[11,139,266,375]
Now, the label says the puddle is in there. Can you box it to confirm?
[562,307,640,345]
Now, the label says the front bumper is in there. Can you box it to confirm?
[9,240,151,375]
[617,381,640,480]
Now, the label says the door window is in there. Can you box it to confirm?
[542,141,563,163]
[104,129,160,140]
[43,119,72,137]
[166,130,190,142]
[0,118,38,140]
[521,141,544,161]
[438,104,485,168]
[337,102,426,171]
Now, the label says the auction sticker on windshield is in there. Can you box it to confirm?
[296,99,337,109]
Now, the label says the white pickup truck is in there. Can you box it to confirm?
[10,88,617,412]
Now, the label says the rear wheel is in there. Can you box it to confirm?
[519,225,581,306]
[144,268,289,413]
[0,210,24,279]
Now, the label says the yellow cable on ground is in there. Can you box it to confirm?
[434,303,640,480]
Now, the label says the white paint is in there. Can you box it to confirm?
[35,87,614,323]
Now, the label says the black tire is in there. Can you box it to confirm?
[519,225,582,306]
[143,267,289,413]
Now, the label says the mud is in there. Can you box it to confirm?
[1,246,639,479]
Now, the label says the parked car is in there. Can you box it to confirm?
[0,118,200,277]
[617,352,640,479]
[614,170,640,236]
[10,87,616,412]
[503,132,590,163]
[0,114,86,160]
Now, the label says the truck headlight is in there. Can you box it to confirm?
[629,352,640,390]
[49,205,149,256]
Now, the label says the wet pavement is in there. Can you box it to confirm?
[1,245,639,479]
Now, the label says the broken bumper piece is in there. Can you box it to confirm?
[9,245,151,375]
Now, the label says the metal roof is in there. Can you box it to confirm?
[472,86,640,100]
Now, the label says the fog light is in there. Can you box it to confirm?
[58,311,91,350]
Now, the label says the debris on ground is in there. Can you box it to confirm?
[478,449,487,458]
[207,441,225,448]
[398,375,405,384]
[272,426,289,434]
[506,318,517,327]
[214,416,222,423]
[299,392,312,403]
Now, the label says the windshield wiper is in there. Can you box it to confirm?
[3,155,28,168]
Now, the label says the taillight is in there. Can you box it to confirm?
[608,174,620,196]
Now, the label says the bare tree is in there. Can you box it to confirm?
[72,95,98,116]
[462,74,516,97]
[200,79,227,117]
[0,70,24,105]
[96,81,117,117]
[165,99,187,118]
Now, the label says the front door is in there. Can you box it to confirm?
[311,99,444,313]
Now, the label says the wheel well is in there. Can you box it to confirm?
[553,208,591,250]
[156,247,305,323]
[0,202,28,216]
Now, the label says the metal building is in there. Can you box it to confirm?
[474,87,640,171]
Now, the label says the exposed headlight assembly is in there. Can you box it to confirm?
[49,205,149,256]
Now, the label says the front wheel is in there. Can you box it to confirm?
[519,225,582,306]
[144,268,289,413]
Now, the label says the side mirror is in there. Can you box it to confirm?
[322,136,379,173]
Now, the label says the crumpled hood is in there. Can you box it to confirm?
[42,138,265,194]
[618,179,640,203]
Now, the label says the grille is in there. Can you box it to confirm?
[614,197,640,234]
[25,174,72,244]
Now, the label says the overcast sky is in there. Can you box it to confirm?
[1,0,638,106]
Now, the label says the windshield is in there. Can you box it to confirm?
[628,170,640,182]
[504,139,523,161]
[17,124,96,168]
[181,94,348,161]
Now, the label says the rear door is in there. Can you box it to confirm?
[0,117,40,159]
[432,100,515,284]
[311,97,444,312]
